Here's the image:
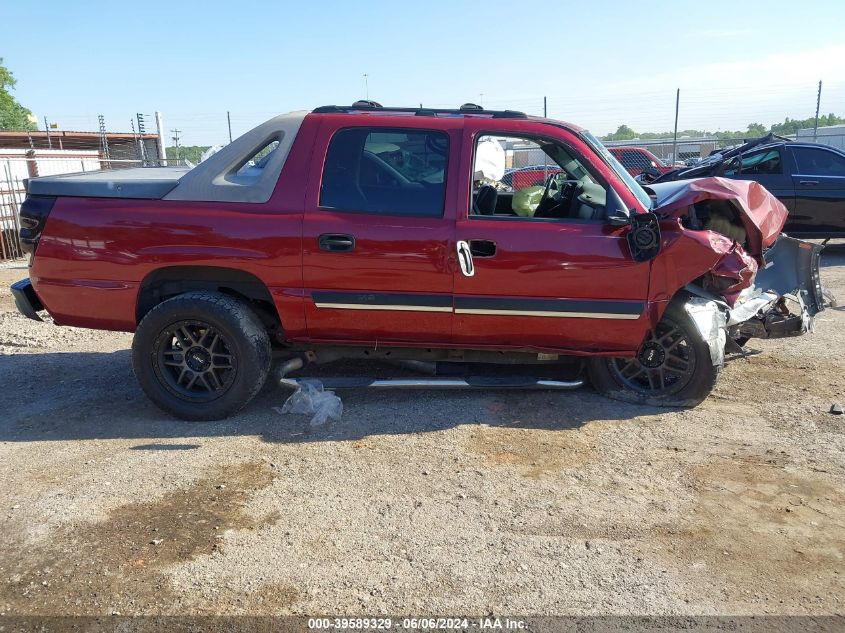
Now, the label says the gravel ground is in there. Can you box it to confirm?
[0,248,843,617]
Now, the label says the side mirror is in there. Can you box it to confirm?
[627,212,662,262]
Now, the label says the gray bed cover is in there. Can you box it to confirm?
[25,167,192,199]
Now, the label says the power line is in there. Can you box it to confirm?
[170,128,181,163]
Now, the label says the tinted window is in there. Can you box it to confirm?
[320,128,449,217]
[725,149,781,176]
[793,147,845,176]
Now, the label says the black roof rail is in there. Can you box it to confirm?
[312,104,528,119]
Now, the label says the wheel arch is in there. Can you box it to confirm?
[136,266,281,333]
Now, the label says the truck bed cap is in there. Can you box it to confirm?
[25,166,191,199]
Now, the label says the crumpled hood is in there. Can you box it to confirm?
[646,177,788,259]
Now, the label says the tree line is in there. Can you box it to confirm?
[165,145,212,165]
[602,114,844,141]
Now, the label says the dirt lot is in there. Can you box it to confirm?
[0,249,843,618]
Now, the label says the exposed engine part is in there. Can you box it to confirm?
[737,294,812,339]
[727,289,779,326]
[698,199,747,245]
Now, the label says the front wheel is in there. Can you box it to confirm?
[132,291,271,421]
[587,301,720,407]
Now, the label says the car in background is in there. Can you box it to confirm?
[607,146,674,177]
[501,164,562,190]
[652,134,845,239]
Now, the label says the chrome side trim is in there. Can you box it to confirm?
[454,308,641,319]
[314,303,452,312]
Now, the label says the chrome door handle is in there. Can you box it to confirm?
[456,240,475,277]
[799,180,819,185]
[318,233,355,252]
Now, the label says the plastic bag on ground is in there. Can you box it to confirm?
[274,379,343,426]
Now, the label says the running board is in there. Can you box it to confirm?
[280,376,584,390]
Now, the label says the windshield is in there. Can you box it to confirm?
[580,131,652,211]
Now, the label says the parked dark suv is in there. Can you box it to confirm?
[651,134,845,238]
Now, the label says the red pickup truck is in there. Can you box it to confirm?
[607,146,674,177]
[11,103,824,420]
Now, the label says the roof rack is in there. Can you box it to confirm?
[312,104,528,119]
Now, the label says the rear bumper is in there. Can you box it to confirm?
[10,278,44,321]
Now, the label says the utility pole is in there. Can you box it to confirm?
[171,129,181,164]
[813,80,823,142]
[154,111,166,166]
[363,74,369,99]
[543,96,547,118]
[43,116,52,149]
[227,111,233,143]
[479,93,484,107]
[671,88,680,164]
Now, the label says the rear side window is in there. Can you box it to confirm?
[320,128,449,217]
[230,138,282,184]
[792,147,845,176]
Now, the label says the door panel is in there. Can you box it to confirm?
[788,146,845,236]
[453,218,651,353]
[302,212,454,342]
[301,120,462,344]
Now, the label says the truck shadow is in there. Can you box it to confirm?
[0,350,667,444]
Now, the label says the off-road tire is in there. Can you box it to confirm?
[132,291,271,421]
[587,300,720,407]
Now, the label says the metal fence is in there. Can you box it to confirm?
[0,158,25,261]
[0,142,181,261]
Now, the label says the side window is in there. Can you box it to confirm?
[471,134,608,222]
[320,128,449,217]
[230,138,282,184]
[725,149,782,176]
[793,147,845,177]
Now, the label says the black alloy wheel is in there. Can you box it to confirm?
[155,320,237,401]
[608,317,696,397]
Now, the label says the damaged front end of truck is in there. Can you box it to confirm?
[648,177,825,364]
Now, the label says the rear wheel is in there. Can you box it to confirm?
[132,291,271,420]
[587,301,720,406]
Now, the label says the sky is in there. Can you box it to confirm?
[2,0,845,147]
